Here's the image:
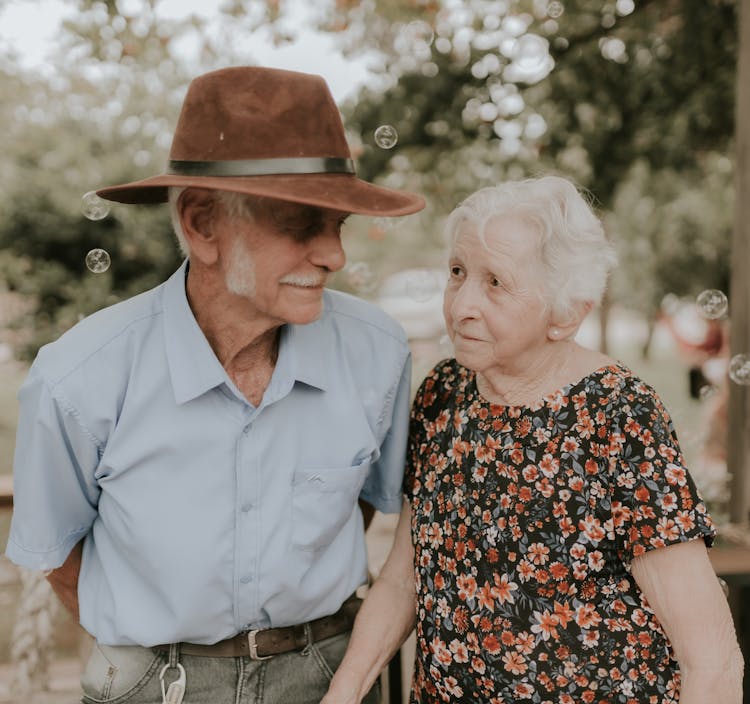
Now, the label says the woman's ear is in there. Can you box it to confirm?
[178,188,221,266]
[547,301,594,341]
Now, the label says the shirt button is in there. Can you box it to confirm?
[243,425,251,435]
[240,575,252,584]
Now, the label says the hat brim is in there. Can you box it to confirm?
[96,173,425,217]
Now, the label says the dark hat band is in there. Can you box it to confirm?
[168,157,356,177]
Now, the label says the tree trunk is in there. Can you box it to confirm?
[728,0,750,526]
[640,316,655,360]
[598,289,611,355]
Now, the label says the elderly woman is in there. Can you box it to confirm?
[322,176,744,704]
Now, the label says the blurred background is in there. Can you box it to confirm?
[0,0,748,701]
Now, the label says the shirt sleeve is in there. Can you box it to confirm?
[610,380,716,564]
[5,363,101,570]
[359,351,412,514]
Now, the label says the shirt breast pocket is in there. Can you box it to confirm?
[292,459,370,551]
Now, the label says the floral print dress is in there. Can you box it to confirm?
[404,359,716,704]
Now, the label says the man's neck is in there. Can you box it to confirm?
[185,265,281,405]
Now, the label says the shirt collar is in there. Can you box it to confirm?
[163,260,228,404]
[284,297,332,392]
[163,261,331,404]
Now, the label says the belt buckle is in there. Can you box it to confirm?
[246,629,272,661]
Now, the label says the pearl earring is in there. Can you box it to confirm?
[550,327,561,339]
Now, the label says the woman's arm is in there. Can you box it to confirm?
[630,538,744,703]
[321,499,416,704]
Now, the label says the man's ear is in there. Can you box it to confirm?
[547,301,594,341]
[178,188,222,266]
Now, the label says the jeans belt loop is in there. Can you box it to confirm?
[247,629,272,661]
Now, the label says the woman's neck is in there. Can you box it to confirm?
[475,342,612,406]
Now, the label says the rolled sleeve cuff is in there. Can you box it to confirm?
[5,527,89,571]
[359,490,403,514]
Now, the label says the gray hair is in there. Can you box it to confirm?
[444,176,618,319]
[168,187,259,256]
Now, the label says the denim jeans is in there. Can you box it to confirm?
[80,631,380,704]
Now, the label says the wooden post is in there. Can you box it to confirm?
[728,0,750,526]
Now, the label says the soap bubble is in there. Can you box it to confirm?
[374,125,398,149]
[547,1,564,18]
[728,353,750,385]
[81,191,111,220]
[344,261,377,295]
[696,289,728,319]
[698,385,718,401]
[406,270,440,302]
[405,20,434,47]
[85,248,111,273]
[439,334,454,357]
[374,216,397,231]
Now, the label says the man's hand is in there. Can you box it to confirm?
[46,540,83,621]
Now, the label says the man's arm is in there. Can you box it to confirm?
[46,540,84,622]
[358,498,376,531]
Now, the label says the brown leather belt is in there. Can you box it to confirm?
[154,595,361,660]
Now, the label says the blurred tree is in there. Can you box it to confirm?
[0,62,184,358]
[323,0,737,328]
[0,0,739,357]
[607,154,734,352]
[0,0,281,358]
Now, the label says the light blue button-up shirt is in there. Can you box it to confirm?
[6,261,411,646]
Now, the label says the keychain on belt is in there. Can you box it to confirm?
[160,643,186,704]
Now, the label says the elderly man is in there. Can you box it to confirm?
[5,66,423,704]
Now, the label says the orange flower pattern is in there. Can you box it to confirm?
[404,360,715,704]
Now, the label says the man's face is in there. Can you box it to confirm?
[220,196,349,326]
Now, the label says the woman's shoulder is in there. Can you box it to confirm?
[591,361,677,435]
[413,358,472,407]
[423,357,471,388]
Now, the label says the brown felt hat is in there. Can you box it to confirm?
[96,66,425,217]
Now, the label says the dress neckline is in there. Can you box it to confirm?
[465,360,629,414]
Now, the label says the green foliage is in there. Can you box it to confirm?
[0,0,740,356]
[609,154,734,318]
[0,62,183,358]
[337,0,737,320]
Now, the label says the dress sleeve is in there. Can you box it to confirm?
[609,380,716,564]
[5,363,101,570]
[403,364,441,499]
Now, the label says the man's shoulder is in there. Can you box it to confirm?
[322,288,407,346]
[34,285,165,384]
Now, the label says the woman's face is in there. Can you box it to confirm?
[443,213,553,375]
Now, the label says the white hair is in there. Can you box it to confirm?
[167,187,260,257]
[444,176,618,319]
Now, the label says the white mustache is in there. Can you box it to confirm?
[279,274,327,287]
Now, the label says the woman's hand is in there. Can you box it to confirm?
[320,500,416,704]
